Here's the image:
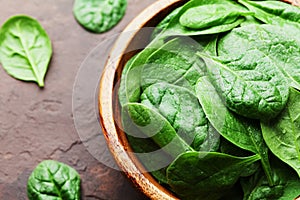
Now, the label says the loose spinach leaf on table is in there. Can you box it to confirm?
[73,0,127,33]
[161,0,248,37]
[166,152,260,200]
[261,88,300,177]
[196,76,274,185]
[123,103,194,158]
[141,82,219,151]
[27,160,81,200]
[141,37,205,92]
[0,15,52,87]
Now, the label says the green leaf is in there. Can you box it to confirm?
[118,39,164,107]
[123,103,194,158]
[0,15,52,87]
[196,76,274,185]
[27,160,81,200]
[141,37,205,92]
[261,88,300,177]
[239,0,300,27]
[166,152,260,200]
[179,2,251,29]
[151,6,182,40]
[162,0,247,37]
[209,24,294,119]
[141,82,219,151]
[241,157,300,200]
[73,0,127,33]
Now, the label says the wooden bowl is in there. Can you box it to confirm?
[98,0,185,199]
[98,0,296,199]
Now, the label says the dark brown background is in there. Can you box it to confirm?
[0,0,155,199]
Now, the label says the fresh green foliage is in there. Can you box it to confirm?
[261,88,300,177]
[162,0,248,36]
[73,0,127,33]
[0,15,52,87]
[118,0,300,199]
[179,1,251,29]
[123,103,193,158]
[141,37,205,91]
[196,76,274,185]
[151,6,182,39]
[141,82,210,151]
[239,0,300,26]
[241,158,300,200]
[218,24,300,91]
[166,152,260,200]
[27,160,81,200]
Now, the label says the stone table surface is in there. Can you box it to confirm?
[0,0,155,199]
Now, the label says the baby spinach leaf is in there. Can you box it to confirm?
[218,24,300,92]
[261,88,300,177]
[122,105,172,184]
[123,103,194,158]
[118,38,165,106]
[166,152,260,200]
[141,37,205,92]
[151,6,182,40]
[73,0,127,33]
[239,0,300,27]
[118,54,138,107]
[196,76,274,185]
[179,2,251,29]
[141,82,218,151]
[241,157,300,200]
[27,160,81,200]
[161,0,246,37]
[0,15,52,87]
[127,135,171,185]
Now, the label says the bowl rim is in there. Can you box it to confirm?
[98,0,184,199]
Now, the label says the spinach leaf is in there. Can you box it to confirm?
[151,6,182,40]
[161,0,247,37]
[241,157,300,200]
[218,24,300,92]
[166,152,260,200]
[239,0,300,26]
[179,2,251,29]
[196,76,274,185]
[261,88,300,177]
[0,15,52,87]
[127,135,171,185]
[141,37,205,92]
[73,0,127,33]
[122,105,172,184]
[27,160,81,200]
[141,82,219,151]
[118,38,164,106]
[123,102,194,158]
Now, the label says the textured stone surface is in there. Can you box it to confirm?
[0,0,154,199]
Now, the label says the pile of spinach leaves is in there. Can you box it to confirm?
[118,0,300,199]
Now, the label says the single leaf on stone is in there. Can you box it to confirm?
[73,0,127,33]
[27,160,81,200]
[0,15,52,87]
